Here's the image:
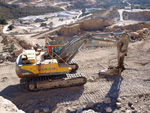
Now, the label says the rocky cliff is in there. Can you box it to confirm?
[80,18,110,31]
[58,24,80,36]
[123,11,150,21]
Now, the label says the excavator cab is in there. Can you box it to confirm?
[47,40,68,57]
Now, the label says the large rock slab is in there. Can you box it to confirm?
[0,96,25,113]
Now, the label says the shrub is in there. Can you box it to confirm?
[8,25,14,30]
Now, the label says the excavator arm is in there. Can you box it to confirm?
[117,33,130,71]
[100,33,130,75]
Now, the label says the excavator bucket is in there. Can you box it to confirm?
[99,33,130,76]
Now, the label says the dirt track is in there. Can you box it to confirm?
[0,36,150,113]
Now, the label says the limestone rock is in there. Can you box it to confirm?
[88,76,95,82]
[132,109,137,113]
[58,24,80,36]
[126,110,132,113]
[105,107,112,113]
[117,98,121,102]
[131,105,135,109]
[86,102,94,109]
[82,109,96,113]
[128,102,132,107]
[103,98,111,104]
[43,107,50,113]
[116,102,122,108]
[76,108,83,113]
[34,109,40,113]
[0,96,25,113]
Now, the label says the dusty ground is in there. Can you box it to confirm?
[0,35,150,113]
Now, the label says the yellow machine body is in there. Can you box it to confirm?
[16,45,70,78]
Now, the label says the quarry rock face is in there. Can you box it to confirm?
[123,11,150,21]
[80,19,110,31]
[13,49,23,57]
[58,24,80,36]
[19,40,32,49]
[0,96,25,113]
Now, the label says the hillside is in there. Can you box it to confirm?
[0,2,63,19]
[127,0,150,8]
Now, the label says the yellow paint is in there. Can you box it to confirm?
[21,63,69,74]
[125,35,128,40]
[51,44,65,47]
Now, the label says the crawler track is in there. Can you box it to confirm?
[20,73,87,91]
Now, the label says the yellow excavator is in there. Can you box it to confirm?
[16,32,130,91]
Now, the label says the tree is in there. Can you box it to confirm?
[8,43,15,53]
[20,21,22,24]
[0,18,7,25]
[82,8,86,14]
[8,25,14,30]
[40,23,47,27]
[49,22,53,29]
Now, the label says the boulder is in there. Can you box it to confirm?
[117,98,121,102]
[76,108,83,113]
[34,109,40,113]
[126,110,132,113]
[105,107,112,113]
[43,107,50,113]
[86,102,95,109]
[116,102,122,108]
[82,109,96,113]
[58,24,80,36]
[103,98,111,104]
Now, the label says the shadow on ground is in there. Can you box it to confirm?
[0,84,84,113]
[101,75,123,112]
[70,75,123,113]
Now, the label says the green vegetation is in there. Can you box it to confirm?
[127,0,150,9]
[3,43,15,53]
[8,25,14,30]
[128,0,150,5]
[0,2,63,19]
[8,43,15,53]
[67,0,126,9]
[40,23,47,27]
[82,8,86,14]
[49,22,53,29]
[0,18,7,25]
